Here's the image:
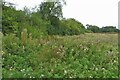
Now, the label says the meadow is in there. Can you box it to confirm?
[2,1,119,78]
[2,32,118,78]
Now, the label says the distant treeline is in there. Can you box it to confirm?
[2,1,119,38]
[86,24,119,33]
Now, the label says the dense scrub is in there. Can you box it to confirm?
[2,1,87,37]
[2,1,119,78]
[3,1,118,38]
[2,32,118,78]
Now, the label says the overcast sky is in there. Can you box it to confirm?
[6,0,119,28]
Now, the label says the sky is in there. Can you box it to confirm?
[5,0,120,28]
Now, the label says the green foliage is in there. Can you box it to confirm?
[86,24,100,33]
[2,1,118,78]
[2,33,118,78]
[61,18,86,35]
[86,24,119,33]
[100,26,119,33]
[46,16,61,35]
[39,0,66,20]
[3,1,87,36]
[2,5,16,34]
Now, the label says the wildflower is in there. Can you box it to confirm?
[41,74,44,77]
[64,70,67,74]
[90,76,92,78]
[95,68,98,70]
[9,67,13,71]
[20,69,25,72]
[114,60,117,63]
[102,68,105,70]
[51,69,54,72]
[71,49,74,51]
[1,51,5,55]
[69,76,72,78]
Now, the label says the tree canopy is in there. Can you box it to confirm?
[2,0,119,37]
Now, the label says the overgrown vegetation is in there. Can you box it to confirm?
[2,1,87,37]
[2,32,118,78]
[2,0,119,78]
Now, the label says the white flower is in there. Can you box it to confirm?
[69,76,72,78]
[64,70,67,74]
[95,68,98,70]
[20,69,25,72]
[114,60,117,63]
[102,68,105,70]
[71,49,74,51]
[41,74,44,77]
[1,51,5,55]
[89,76,92,78]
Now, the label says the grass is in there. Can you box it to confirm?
[2,33,118,78]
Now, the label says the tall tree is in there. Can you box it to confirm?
[86,24,100,33]
[38,0,66,35]
[2,1,16,34]
[39,0,66,20]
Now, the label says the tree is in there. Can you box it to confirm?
[38,0,66,35]
[86,24,100,33]
[2,2,16,35]
[61,18,86,35]
[39,0,66,20]
[100,26,118,33]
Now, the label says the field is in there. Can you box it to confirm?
[2,33,118,78]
